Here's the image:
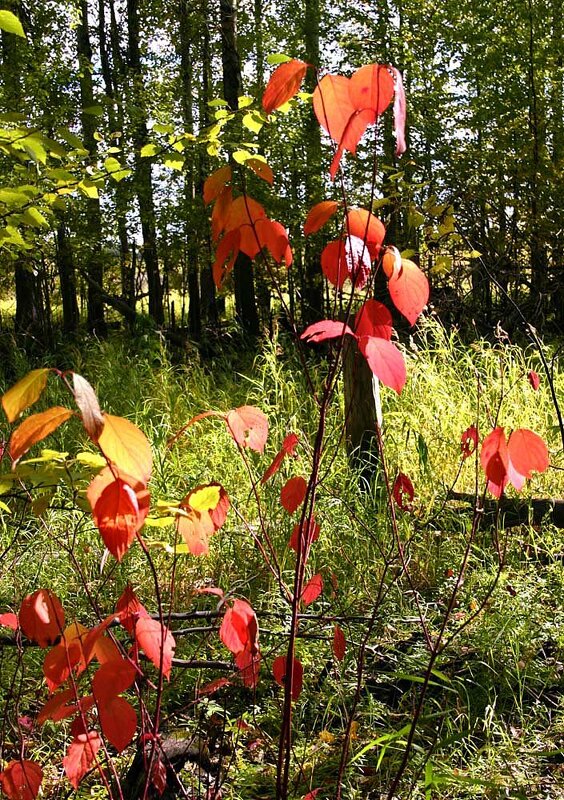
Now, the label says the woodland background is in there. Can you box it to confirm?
[0,0,562,346]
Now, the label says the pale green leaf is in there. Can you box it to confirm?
[242,112,263,134]
[163,153,184,171]
[22,207,50,229]
[238,95,254,109]
[78,180,99,199]
[152,123,174,134]
[208,98,229,107]
[232,150,251,164]
[0,10,25,37]
[140,143,159,157]
[267,53,291,65]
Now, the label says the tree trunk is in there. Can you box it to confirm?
[219,0,260,336]
[55,221,80,333]
[127,0,164,324]
[77,0,107,336]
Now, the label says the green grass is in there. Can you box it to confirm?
[0,318,563,798]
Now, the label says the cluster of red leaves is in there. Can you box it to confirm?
[301,299,407,394]
[480,427,549,498]
[0,586,175,793]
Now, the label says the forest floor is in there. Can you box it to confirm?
[0,316,563,799]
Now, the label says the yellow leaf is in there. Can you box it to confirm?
[2,368,50,422]
[98,414,152,486]
[188,485,221,513]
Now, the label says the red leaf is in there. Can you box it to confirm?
[134,618,175,680]
[0,612,18,630]
[224,195,266,232]
[354,299,393,340]
[115,585,149,635]
[304,200,340,235]
[235,646,261,688]
[92,659,136,706]
[507,429,549,480]
[300,320,355,344]
[9,406,73,464]
[321,239,347,288]
[289,517,320,552]
[527,370,540,391]
[390,66,407,155]
[346,208,386,260]
[42,622,91,692]
[301,574,323,606]
[226,406,268,453]
[272,655,303,700]
[480,427,509,498]
[283,433,299,455]
[333,625,346,661]
[460,425,478,459]
[313,74,356,143]
[349,63,394,117]
[358,336,406,394]
[203,165,231,205]
[262,59,308,114]
[19,589,64,648]
[219,599,258,655]
[213,229,240,288]
[387,258,429,326]
[88,470,150,561]
[63,731,102,789]
[392,473,414,510]
[99,695,137,752]
[303,791,321,800]
[0,760,43,800]
[150,759,167,797]
[72,373,104,442]
[260,433,300,484]
[280,476,307,514]
[98,414,152,487]
[197,677,231,697]
[37,687,77,724]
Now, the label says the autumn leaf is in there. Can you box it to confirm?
[176,483,230,556]
[115,585,149,635]
[387,258,429,326]
[98,696,137,752]
[63,729,102,789]
[226,406,268,453]
[300,320,355,344]
[480,427,509,498]
[527,370,540,391]
[98,414,152,487]
[346,208,386,260]
[0,760,43,800]
[87,468,150,561]
[72,373,104,442]
[392,472,415,510]
[280,475,307,513]
[134,617,175,679]
[304,200,340,235]
[460,425,478,459]
[272,655,303,700]
[219,599,258,656]
[261,432,300,483]
[262,59,308,114]
[203,165,231,205]
[390,66,407,155]
[19,589,65,648]
[92,659,136,706]
[235,646,261,687]
[507,429,549,479]
[301,574,323,605]
[333,625,346,661]
[2,368,50,423]
[0,612,19,630]
[9,406,73,464]
[289,516,320,552]
[349,63,394,116]
[245,157,274,185]
[354,299,393,341]
[357,336,406,394]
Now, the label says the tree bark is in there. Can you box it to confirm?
[55,221,80,333]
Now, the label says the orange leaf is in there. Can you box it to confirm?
[203,165,231,205]
[115,585,149,635]
[349,63,394,116]
[346,208,386,260]
[92,659,136,706]
[224,195,266,232]
[10,406,73,464]
[304,200,340,235]
[387,258,429,326]
[2,368,50,423]
[262,59,308,114]
[176,483,230,556]
[98,414,152,487]
[213,228,240,288]
[211,185,233,241]
[19,589,65,648]
[245,158,274,185]
[0,760,43,800]
[63,730,102,789]
[226,405,268,453]
[98,695,137,752]
[72,373,104,442]
[134,617,175,679]
[313,74,356,144]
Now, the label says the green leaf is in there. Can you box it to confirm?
[22,207,50,229]
[103,156,121,173]
[152,123,174,134]
[140,143,159,157]
[163,153,184,171]
[83,105,104,116]
[0,10,25,37]
[78,180,99,199]
[0,188,30,207]
[208,98,229,108]
[22,135,47,164]
[238,95,254,109]
[109,169,131,183]
[267,53,291,65]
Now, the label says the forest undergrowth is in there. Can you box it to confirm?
[0,318,563,799]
